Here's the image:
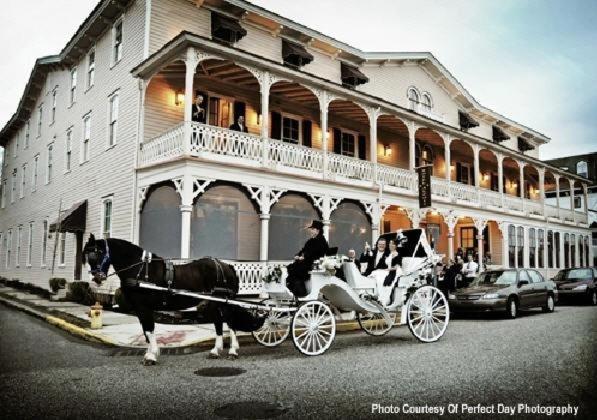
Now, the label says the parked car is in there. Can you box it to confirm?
[552,268,596,305]
[448,269,558,319]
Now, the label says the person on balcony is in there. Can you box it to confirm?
[359,237,389,276]
[192,92,206,124]
[286,220,329,297]
[229,115,248,133]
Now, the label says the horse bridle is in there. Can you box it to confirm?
[86,240,112,279]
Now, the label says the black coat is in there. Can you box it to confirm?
[229,123,248,133]
[192,104,206,123]
[360,249,389,276]
[286,233,329,297]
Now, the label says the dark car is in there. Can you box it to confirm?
[448,269,558,319]
[552,268,597,305]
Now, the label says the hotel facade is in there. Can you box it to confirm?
[0,0,592,293]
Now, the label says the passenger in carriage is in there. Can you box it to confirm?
[378,237,405,306]
[359,237,389,276]
[286,220,329,297]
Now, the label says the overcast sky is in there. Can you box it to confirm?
[1,0,596,159]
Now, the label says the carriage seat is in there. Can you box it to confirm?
[342,261,376,292]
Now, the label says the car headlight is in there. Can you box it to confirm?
[573,284,588,291]
[448,294,456,300]
[482,293,499,299]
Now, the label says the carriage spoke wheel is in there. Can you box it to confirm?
[406,286,449,343]
[252,307,291,347]
[291,301,336,356]
[357,311,397,336]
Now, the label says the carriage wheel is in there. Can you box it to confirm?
[357,311,397,336]
[406,286,449,343]
[291,301,336,356]
[252,306,291,347]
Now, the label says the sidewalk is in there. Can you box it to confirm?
[0,285,362,349]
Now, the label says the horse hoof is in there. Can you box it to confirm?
[142,359,157,366]
[227,353,238,360]
[207,352,220,359]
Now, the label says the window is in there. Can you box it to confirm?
[529,228,536,268]
[571,234,576,267]
[24,120,30,149]
[37,104,43,137]
[579,235,584,267]
[46,144,54,184]
[108,92,119,146]
[461,227,475,255]
[51,89,57,124]
[32,155,39,191]
[407,87,419,111]
[112,19,123,64]
[517,227,524,268]
[1,179,6,208]
[564,233,570,269]
[281,115,300,144]
[456,162,472,185]
[6,229,12,268]
[82,114,91,162]
[87,49,95,88]
[11,169,17,203]
[41,220,48,266]
[27,222,33,266]
[341,132,355,157]
[102,198,113,238]
[70,68,77,105]
[65,129,72,172]
[574,196,582,209]
[528,270,544,284]
[547,230,553,269]
[16,226,22,267]
[20,164,26,198]
[59,233,66,266]
[555,232,561,268]
[538,229,545,268]
[421,92,432,113]
[576,161,588,178]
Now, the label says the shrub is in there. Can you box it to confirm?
[49,278,67,293]
[66,281,96,306]
[0,276,8,284]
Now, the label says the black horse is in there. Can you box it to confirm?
[82,234,264,364]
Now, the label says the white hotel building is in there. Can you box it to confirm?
[0,0,592,293]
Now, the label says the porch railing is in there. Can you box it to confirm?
[139,123,588,224]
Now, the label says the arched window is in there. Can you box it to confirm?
[576,161,588,178]
[139,184,181,258]
[269,193,318,260]
[421,92,432,113]
[191,185,260,260]
[329,202,371,254]
[407,87,419,111]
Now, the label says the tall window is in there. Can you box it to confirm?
[16,226,22,267]
[555,232,561,269]
[82,114,91,162]
[576,161,588,178]
[109,93,119,146]
[41,220,48,266]
[27,222,33,266]
[564,233,570,269]
[87,49,96,88]
[547,230,554,268]
[421,92,432,113]
[341,132,355,157]
[37,104,43,137]
[59,233,66,265]
[570,234,576,268]
[113,20,123,64]
[281,115,299,144]
[517,226,524,268]
[6,229,12,268]
[32,155,39,191]
[508,225,516,268]
[579,235,584,267]
[65,129,72,172]
[407,87,419,111]
[529,228,536,268]
[24,120,30,149]
[20,164,26,198]
[70,67,77,105]
[102,198,113,238]
[51,89,57,124]
[46,144,54,184]
[538,229,545,268]
[11,169,17,203]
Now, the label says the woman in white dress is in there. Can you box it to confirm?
[371,239,403,306]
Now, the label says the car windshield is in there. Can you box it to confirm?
[557,268,592,282]
[473,271,517,286]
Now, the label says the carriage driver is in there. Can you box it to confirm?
[286,220,329,297]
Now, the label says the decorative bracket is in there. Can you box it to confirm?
[244,184,285,215]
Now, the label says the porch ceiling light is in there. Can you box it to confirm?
[384,144,392,156]
[483,173,490,182]
[175,90,184,106]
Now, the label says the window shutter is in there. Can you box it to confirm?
[270,111,282,140]
[233,101,246,122]
[333,128,341,154]
[358,135,366,160]
[302,120,312,147]
[456,162,462,182]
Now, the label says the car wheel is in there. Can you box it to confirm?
[542,294,555,313]
[590,290,597,306]
[506,297,518,319]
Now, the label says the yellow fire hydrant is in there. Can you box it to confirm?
[88,302,103,330]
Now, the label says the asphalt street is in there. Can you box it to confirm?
[1,302,595,420]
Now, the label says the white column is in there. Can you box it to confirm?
[554,175,561,218]
[259,214,269,261]
[259,71,271,166]
[408,122,416,170]
[183,48,198,155]
[318,91,330,176]
[178,174,194,259]
[368,107,379,165]
[474,218,487,272]
[569,178,576,223]
[497,153,504,207]
[498,222,509,268]
[582,183,589,217]
[519,162,525,200]
[538,168,545,215]
[445,212,458,262]
[443,135,452,181]
[473,144,480,189]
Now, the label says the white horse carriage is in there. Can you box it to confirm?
[252,228,450,356]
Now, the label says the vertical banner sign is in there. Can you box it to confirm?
[417,165,432,209]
